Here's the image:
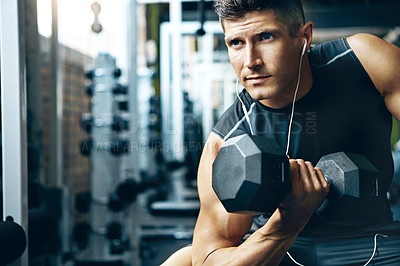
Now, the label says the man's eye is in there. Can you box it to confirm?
[231,40,242,46]
[260,33,274,41]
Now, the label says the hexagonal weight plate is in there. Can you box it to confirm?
[212,134,290,215]
[316,152,380,225]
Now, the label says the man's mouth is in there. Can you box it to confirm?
[245,75,271,85]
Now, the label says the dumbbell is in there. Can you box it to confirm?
[113,68,122,79]
[72,221,124,250]
[213,134,290,215]
[118,100,129,111]
[116,178,144,204]
[75,179,144,214]
[80,114,129,133]
[0,217,27,265]
[111,115,130,132]
[105,221,123,240]
[212,134,380,219]
[75,191,125,214]
[85,83,94,97]
[110,238,129,255]
[109,139,130,156]
[315,152,380,224]
[81,113,94,133]
[85,69,95,80]
[72,221,91,250]
[85,68,121,79]
[112,84,128,95]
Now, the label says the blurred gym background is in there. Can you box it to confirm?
[1,0,400,265]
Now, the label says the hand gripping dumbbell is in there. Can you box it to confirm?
[212,134,380,222]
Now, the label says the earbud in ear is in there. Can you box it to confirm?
[301,38,307,55]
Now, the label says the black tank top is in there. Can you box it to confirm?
[212,38,394,228]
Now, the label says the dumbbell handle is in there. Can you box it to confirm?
[316,152,380,198]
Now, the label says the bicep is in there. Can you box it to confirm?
[192,132,254,264]
[347,33,400,120]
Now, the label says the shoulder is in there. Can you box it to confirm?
[308,38,350,66]
[346,33,400,96]
[346,33,389,51]
[202,132,225,160]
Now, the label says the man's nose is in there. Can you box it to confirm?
[244,45,263,69]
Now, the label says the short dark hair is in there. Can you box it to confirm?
[215,0,305,38]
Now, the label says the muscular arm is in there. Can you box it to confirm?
[192,132,329,265]
[347,34,400,121]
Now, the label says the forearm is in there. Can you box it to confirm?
[202,210,306,266]
[205,234,296,266]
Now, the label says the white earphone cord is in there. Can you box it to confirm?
[286,233,388,266]
[285,44,305,156]
[236,79,255,135]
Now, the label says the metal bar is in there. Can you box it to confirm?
[0,0,29,264]
[160,23,170,159]
[128,0,139,187]
[49,0,63,187]
[170,0,185,161]
[127,4,139,264]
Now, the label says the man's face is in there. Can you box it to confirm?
[223,10,304,108]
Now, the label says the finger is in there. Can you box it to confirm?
[315,167,330,193]
[289,159,300,187]
[305,161,321,189]
[296,159,312,188]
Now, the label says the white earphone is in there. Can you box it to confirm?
[301,38,307,55]
[236,79,255,135]
[285,37,308,155]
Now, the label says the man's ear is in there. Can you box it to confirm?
[301,21,313,49]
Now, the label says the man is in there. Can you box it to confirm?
[163,0,400,265]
